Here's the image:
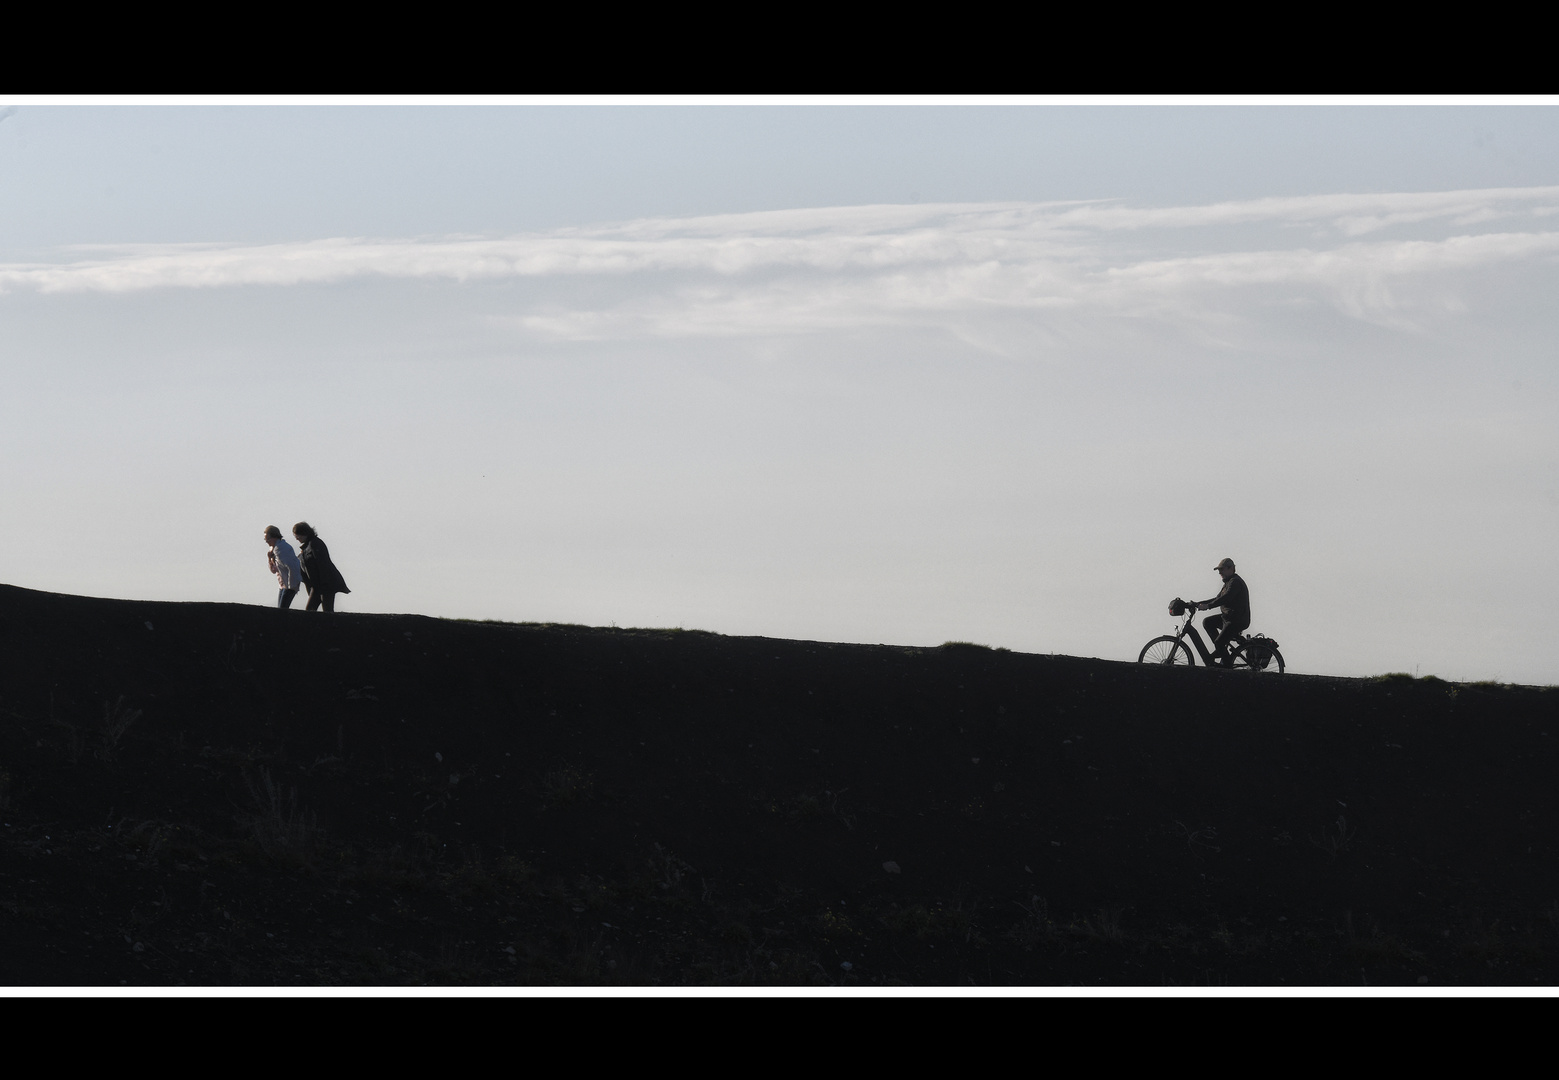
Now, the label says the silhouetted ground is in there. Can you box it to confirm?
[2,582,1558,987]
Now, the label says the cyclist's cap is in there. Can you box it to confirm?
[1215,557,1235,571]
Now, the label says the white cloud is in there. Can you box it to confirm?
[1045,186,1559,235]
[4,186,1559,340]
[1098,230,1559,297]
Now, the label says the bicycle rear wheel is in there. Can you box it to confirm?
[1230,639,1285,674]
[1139,636,1194,666]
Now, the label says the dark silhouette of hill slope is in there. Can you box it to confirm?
[2,582,1557,987]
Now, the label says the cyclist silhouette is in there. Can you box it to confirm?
[1194,557,1250,667]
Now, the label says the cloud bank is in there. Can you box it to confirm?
[5,185,1559,340]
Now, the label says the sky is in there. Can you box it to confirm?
[1,100,1556,683]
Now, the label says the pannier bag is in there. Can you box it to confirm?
[1246,633,1279,669]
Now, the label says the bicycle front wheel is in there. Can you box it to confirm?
[1230,640,1285,674]
[1139,636,1194,666]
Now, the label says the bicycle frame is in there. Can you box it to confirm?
[1172,614,1223,666]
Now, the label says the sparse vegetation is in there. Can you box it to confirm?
[241,767,317,863]
[1310,815,1356,860]
[1155,820,1222,855]
[647,843,694,894]
[785,790,856,831]
[537,766,593,803]
[1084,907,1128,945]
[97,696,142,762]
[1008,895,1062,950]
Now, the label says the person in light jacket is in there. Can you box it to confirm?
[292,521,351,613]
[264,525,302,609]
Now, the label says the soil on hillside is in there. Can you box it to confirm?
[2,582,1558,987]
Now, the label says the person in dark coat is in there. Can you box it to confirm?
[292,521,351,613]
[1194,557,1250,667]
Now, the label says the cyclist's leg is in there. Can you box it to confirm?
[1203,614,1226,660]
[1213,620,1250,666]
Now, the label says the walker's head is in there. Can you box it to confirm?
[293,521,315,541]
[264,525,282,542]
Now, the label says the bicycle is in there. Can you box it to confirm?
[1137,597,1285,673]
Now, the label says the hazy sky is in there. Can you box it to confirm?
[2,101,1556,682]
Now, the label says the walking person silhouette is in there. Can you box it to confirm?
[293,522,351,613]
[264,525,302,609]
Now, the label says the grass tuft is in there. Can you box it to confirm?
[242,767,318,864]
[97,697,142,763]
[538,766,594,803]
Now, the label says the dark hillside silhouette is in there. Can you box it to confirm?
[2,582,1557,986]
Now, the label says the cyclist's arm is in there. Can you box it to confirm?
[1193,585,1228,610]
